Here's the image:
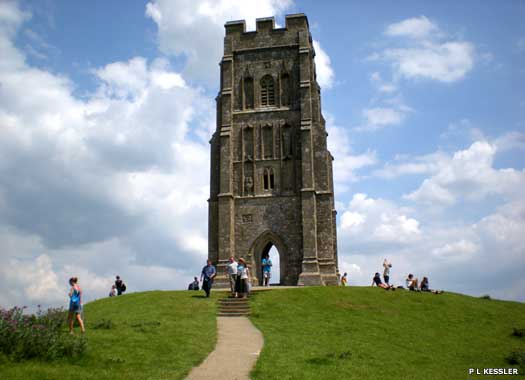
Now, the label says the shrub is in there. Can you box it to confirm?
[480,294,491,300]
[0,306,87,361]
[505,351,525,373]
[512,327,524,338]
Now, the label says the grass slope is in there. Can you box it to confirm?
[0,291,218,380]
[250,287,525,380]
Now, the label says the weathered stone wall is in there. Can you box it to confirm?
[208,14,338,287]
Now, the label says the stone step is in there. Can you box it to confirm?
[219,307,250,313]
[218,312,251,317]
[219,303,250,309]
[218,300,249,305]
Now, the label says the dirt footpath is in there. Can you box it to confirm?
[185,316,264,380]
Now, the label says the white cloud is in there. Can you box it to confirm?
[383,41,474,83]
[405,141,525,206]
[339,193,421,245]
[326,118,377,192]
[145,0,293,83]
[360,107,405,130]
[0,2,212,309]
[385,16,438,39]
[313,40,334,89]
[375,16,475,83]
[432,239,478,260]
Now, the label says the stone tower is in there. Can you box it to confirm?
[208,14,338,286]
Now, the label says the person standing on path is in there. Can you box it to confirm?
[201,260,216,298]
[261,253,272,287]
[68,277,85,334]
[227,256,238,297]
[236,258,249,298]
[383,258,392,286]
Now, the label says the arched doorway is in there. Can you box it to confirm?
[249,231,286,286]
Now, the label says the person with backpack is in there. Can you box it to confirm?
[68,277,85,334]
[115,275,126,295]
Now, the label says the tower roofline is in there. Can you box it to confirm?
[225,13,309,36]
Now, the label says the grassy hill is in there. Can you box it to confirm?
[0,287,523,380]
[0,291,219,380]
[250,287,525,380]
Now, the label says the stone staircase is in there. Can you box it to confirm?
[218,297,251,317]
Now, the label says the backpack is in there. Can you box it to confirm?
[121,283,127,292]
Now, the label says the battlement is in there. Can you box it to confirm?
[225,13,309,36]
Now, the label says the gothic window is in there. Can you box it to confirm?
[262,125,273,159]
[243,77,254,109]
[243,126,253,160]
[263,168,275,191]
[260,75,275,106]
[280,73,290,106]
[282,124,293,158]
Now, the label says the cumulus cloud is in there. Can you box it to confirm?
[313,40,334,89]
[385,16,438,39]
[339,193,421,247]
[374,16,475,83]
[405,141,525,206]
[326,117,377,192]
[145,0,293,83]
[0,2,213,309]
[361,107,405,129]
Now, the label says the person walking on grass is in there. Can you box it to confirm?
[383,258,392,285]
[227,256,238,297]
[201,260,216,298]
[262,253,272,287]
[341,272,348,286]
[68,277,85,334]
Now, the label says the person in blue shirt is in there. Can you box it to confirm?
[262,253,272,287]
[200,260,216,298]
[68,277,85,334]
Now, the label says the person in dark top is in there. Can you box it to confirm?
[420,277,444,294]
[372,272,392,290]
[200,260,216,298]
[188,277,200,291]
[115,275,124,295]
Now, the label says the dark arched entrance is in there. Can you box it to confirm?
[249,231,287,286]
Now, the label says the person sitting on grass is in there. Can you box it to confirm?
[372,272,392,290]
[405,274,419,291]
[420,277,444,294]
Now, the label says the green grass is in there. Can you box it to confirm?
[0,291,218,380]
[250,287,525,380]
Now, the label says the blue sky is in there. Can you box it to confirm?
[0,0,523,308]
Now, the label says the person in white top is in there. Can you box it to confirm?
[109,284,117,297]
[227,256,238,297]
[383,258,392,285]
